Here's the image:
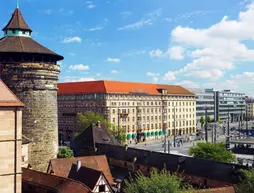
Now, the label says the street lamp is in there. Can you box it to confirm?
[204,106,208,143]
[174,105,176,147]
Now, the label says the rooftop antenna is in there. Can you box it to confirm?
[17,0,19,8]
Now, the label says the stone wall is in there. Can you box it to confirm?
[0,62,60,172]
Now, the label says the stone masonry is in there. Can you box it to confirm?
[0,62,60,172]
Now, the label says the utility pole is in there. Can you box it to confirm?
[211,124,213,143]
[164,134,166,153]
[214,124,217,143]
[117,108,120,141]
[246,105,249,138]
[168,140,170,154]
[205,106,208,143]
[226,105,230,148]
[174,106,176,147]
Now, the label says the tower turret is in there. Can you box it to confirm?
[0,6,64,172]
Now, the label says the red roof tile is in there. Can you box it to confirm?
[47,155,115,185]
[0,80,24,107]
[2,8,32,31]
[22,168,91,193]
[57,80,194,95]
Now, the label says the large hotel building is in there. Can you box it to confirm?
[57,80,196,142]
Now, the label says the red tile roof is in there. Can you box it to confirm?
[22,168,91,193]
[57,80,194,95]
[47,155,114,185]
[0,80,24,107]
[2,8,32,31]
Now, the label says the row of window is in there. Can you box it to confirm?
[112,113,195,122]
[111,101,195,107]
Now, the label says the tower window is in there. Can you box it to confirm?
[22,30,26,34]
[12,30,15,34]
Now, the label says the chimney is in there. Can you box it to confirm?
[77,160,81,172]
[97,121,101,128]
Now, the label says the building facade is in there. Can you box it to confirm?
[57,80,196,142]
[188,88,216,126]
[215,90,245,123]
[246,98,254,120]
[0,80,24,193]
[0,8,63,171]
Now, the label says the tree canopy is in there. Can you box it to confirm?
[207,116,212,123]
[189,142,236,163]
[200,115,205,128]
[237,169,254,193]
[77,111,111,129]
[217,116,221,124]
[76,111,126,144]
[57,147,74,158]
[123,169,193,193]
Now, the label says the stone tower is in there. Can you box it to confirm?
[0,7,64,171]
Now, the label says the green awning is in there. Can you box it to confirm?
[147,132,151,136]
[127,134,131,140]
[163,130,167,135]
[151,131,154,136]
[159,131,162,135]
[155,131,159,135]
[143,132,147,137]
[132,134,136,138]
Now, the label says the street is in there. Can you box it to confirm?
[129,134,226,156]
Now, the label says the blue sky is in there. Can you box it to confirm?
[1,0,254,96]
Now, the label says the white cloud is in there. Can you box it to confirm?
[149,46,185,60]
[62,37,82,43]
[120,11,132,18]
[146,72,160,77]
[162,2,254,81]
[152,77,159,83]
[86,1,95,9]
[69,64,89,71]
[86,26,103,31]
[122,50,146,56]
[75,78,95,82]
[107,58,121,63]
[149,49,164,57]
[176,80,201,89]
[96,73,101,76]
[146,72,160,83]
[110,70,118,74]
[163,71,176,81]
[118,19,152,30]
[203,72,254,93]
[118,9,161,30]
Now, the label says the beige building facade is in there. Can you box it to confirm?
[0,80,24,193]
[246,99,254,119]
[58,80,196,142]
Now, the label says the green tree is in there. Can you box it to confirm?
[189,142,236,163]
[77,112,111,130]
[217,116,221,124]
[57,147,74,158]
[207,116,212,123]
[200,115,205,128]
[123,169,193,193]
[237,169,254,193]
[76,112,126,144]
